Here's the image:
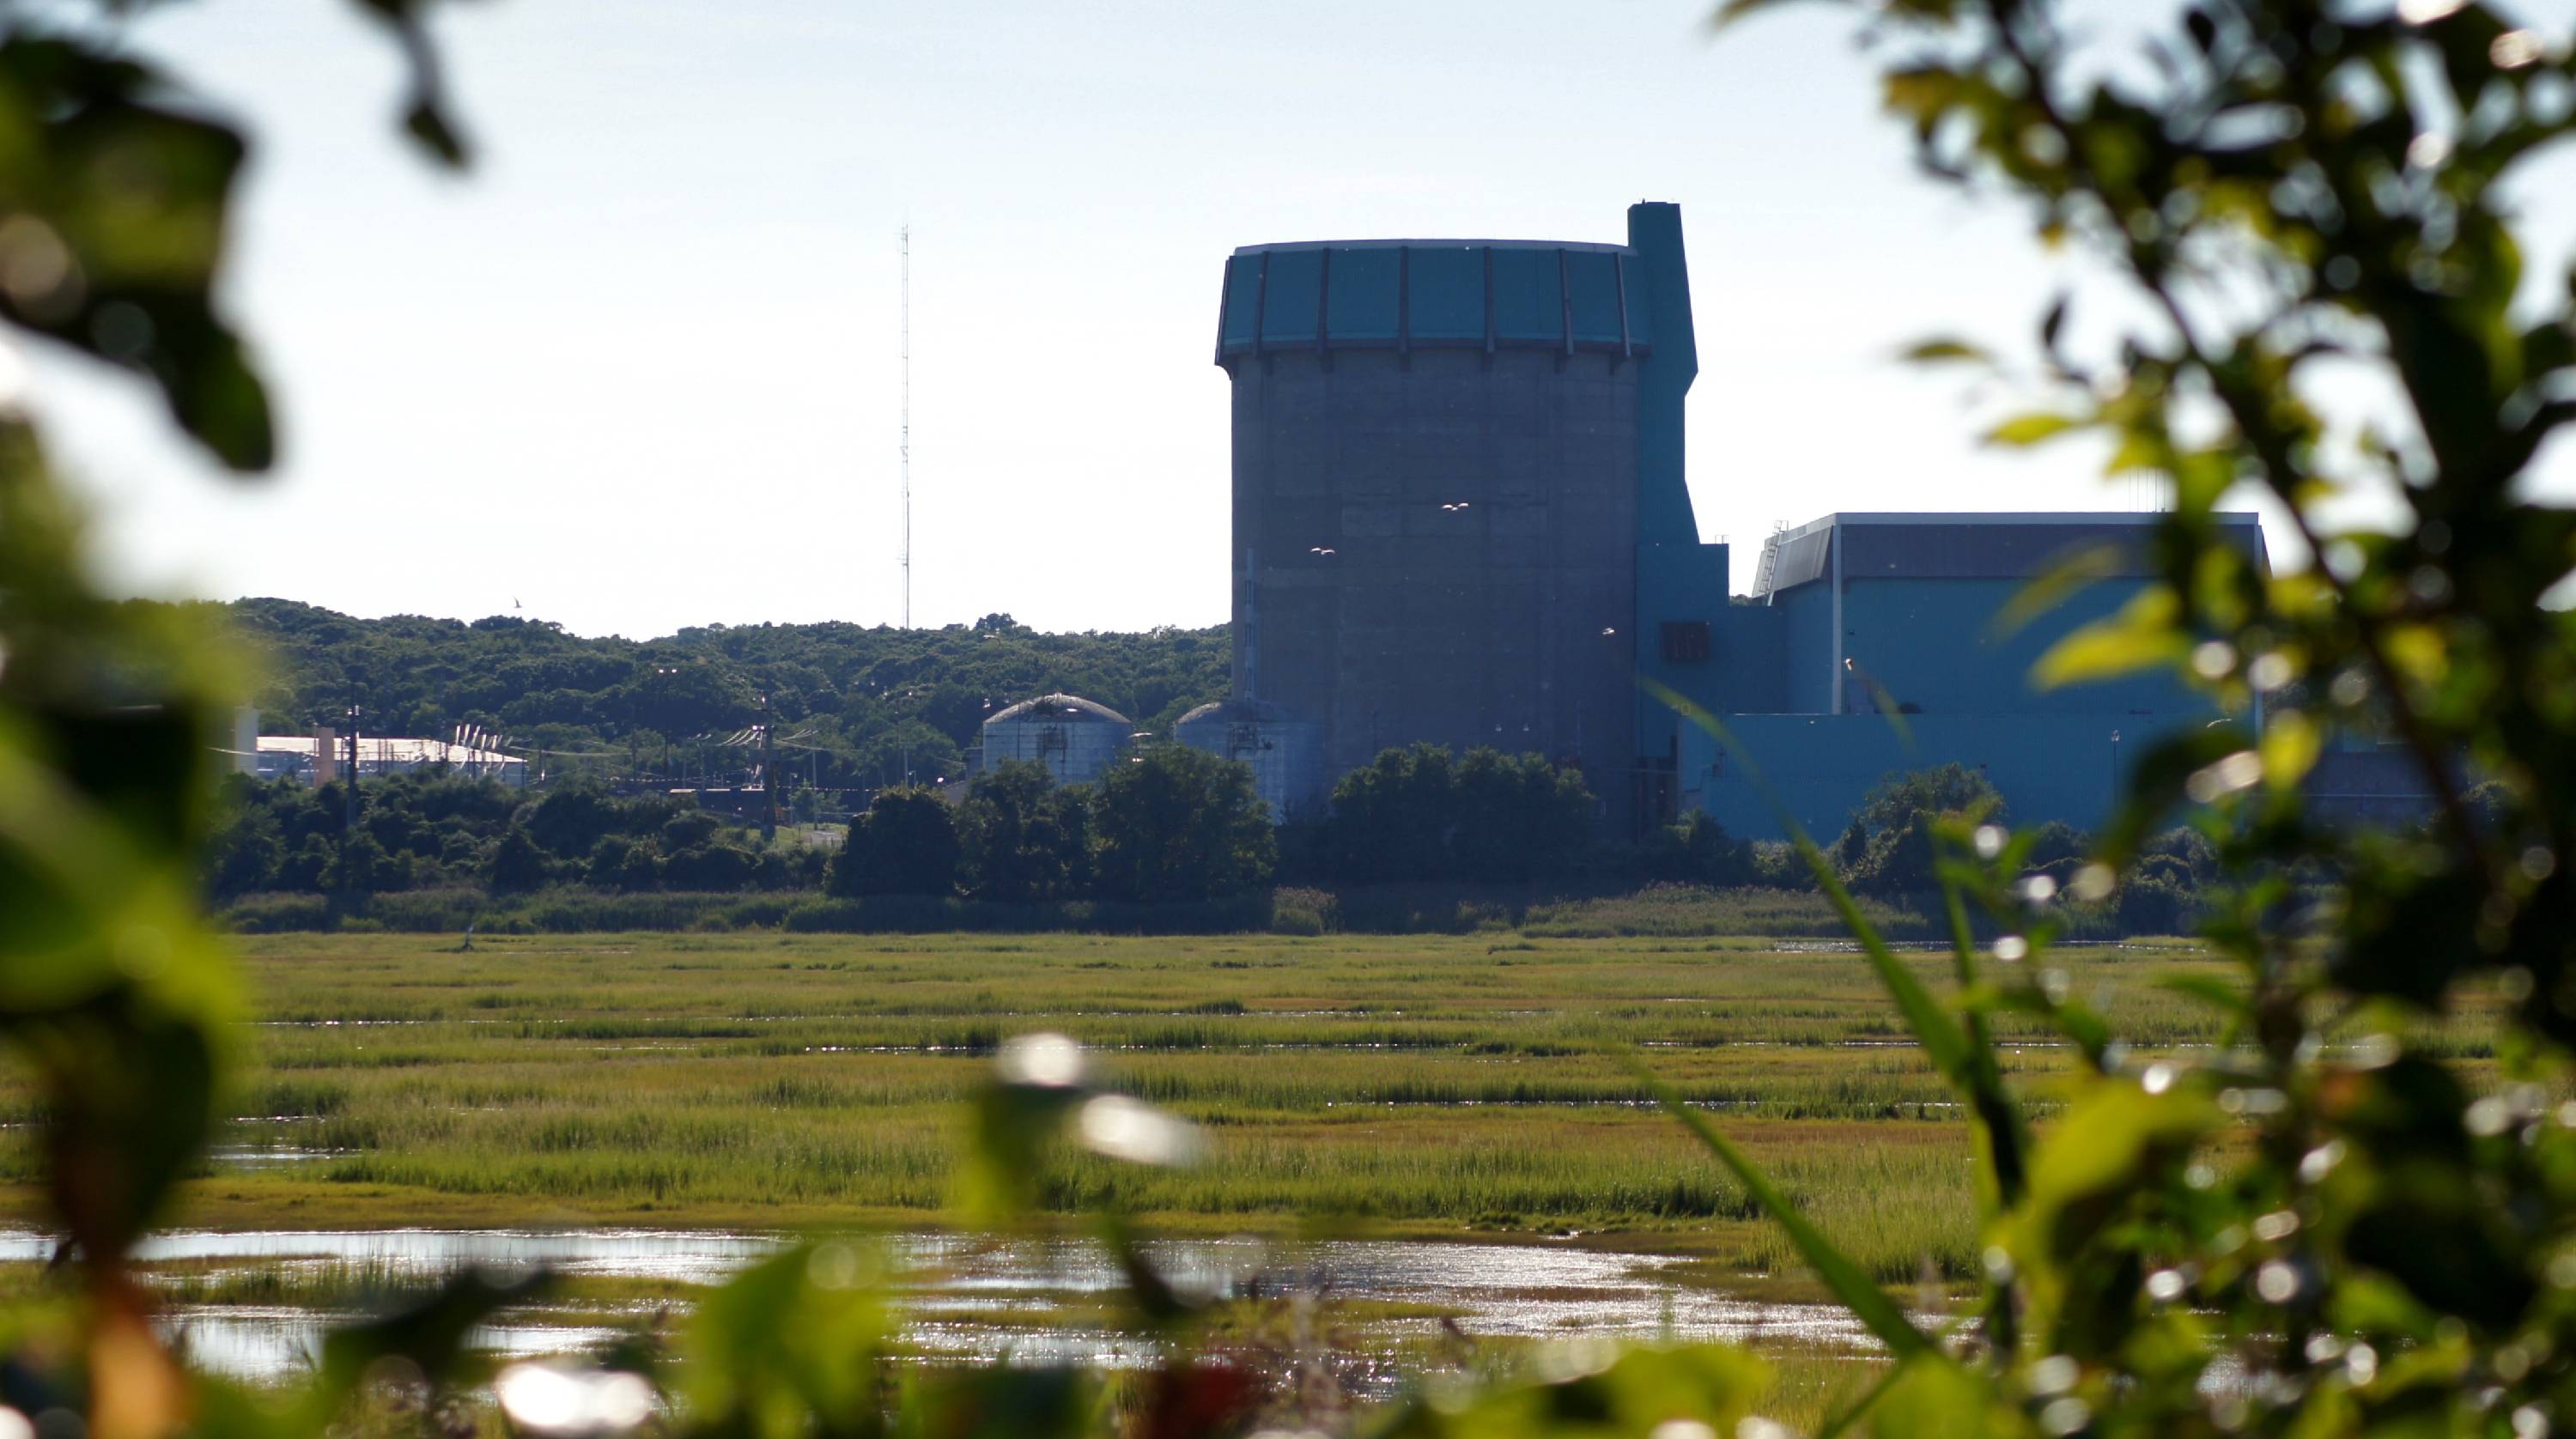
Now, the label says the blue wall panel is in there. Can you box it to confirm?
[1326,247,1400,342]
[1221,257,1262,347]
[1720,604,1787,714]
[1407,246,1485,341]
[1566,251,1623,344]
[1492,248,1563,343]
[1696,713,2157,839]
[1260,249,1323,345]
[1779,587,1833,714]
[1842,577,2198,718]
[1635,541,1732,758]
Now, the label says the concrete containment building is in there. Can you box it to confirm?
[976,694,1133,786]
[1214,203,1704,832]
[1174,699,1327,823]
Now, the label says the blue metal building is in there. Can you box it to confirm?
[1211,202,2275,839]
[1646,513,2268,839]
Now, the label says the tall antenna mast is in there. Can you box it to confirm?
[900,225,912,629]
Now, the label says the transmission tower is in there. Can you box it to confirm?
[900,225,912,629]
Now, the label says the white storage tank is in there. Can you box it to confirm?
[1174,699,1326,824]
[977,694,1134,786]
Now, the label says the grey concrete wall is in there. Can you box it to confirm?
[1228,348,1639,823]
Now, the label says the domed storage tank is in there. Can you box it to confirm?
[1174,699,1326,823]
[977,694,1133,786]
[1212,202,1698,835]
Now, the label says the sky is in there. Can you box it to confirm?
[29,0,2576,639]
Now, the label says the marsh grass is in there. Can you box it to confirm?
[9,931,2494,1298]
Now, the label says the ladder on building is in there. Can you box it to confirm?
[1750,519,1789,602]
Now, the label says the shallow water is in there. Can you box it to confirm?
[0,1228,1875,1380]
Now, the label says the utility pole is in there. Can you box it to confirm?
[760,693,778,840]
[901,224,912,630]
[343,706,361,833]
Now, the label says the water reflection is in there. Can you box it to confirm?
[0,1228,1877,1381]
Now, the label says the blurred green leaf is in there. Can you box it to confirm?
[1900,337,1994,365]
[1374,1341,1767,1437]
[1988,543,2124,640]
[293,1266,551,1426]
[677,1243,893,1439]
[0,37,273,470]
[1983,411,2085,447]
[2032,588,2186,689]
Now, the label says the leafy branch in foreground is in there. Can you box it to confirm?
[6,0,2576,1436]
[1641,0,2576,1434]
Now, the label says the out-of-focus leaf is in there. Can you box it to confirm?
[2091,724,2251,867]
[2320,1057,2538,1330]
[677,1243,892,1439]
[1710,0,1814,31]
[2002,1077,2217,1348]
[2259,709,2321,792]
[1901,337,1994,365]
[1990,543,2127,639]
[1862,1357,2013,1439]
[1132,1361,1261,1439]
[908,1366,1097,1439]
[2032,587,2186,688]
[2331,857,2482,1009]
[2154,972,2251,1018]
[1373,1341,1768,1437]
[346,0,474,167]
[271,1266,550,1433]
[403,100,466,167]
[962,1066,1091,1223]
[1984,411,2087,446]
[0,37,274,470]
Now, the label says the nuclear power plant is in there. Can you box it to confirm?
[1188,200,2282,837]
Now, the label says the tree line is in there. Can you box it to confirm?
[207,740,2219,932]
[217,599,1230,793]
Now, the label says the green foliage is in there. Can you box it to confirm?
[1373,1343,1767,1437]
[219,597,1229,789]
[1326,744,1595,883]
[1833,764,2003,896]
[482,825,550,896]
[1090,744,1276,902]
[1644,811,1761,888]
[1635,0,2576,1434]
[827,787,961,897]
[956,761,1092,903]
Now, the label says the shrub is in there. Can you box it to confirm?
[1090,746,1274,902]
[826,787,960,897]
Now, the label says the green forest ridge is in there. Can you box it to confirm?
[217,597,1229,787]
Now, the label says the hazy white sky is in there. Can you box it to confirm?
[31,1,2576,638]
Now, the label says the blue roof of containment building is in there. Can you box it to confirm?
[1756,513,2270,598]
[1215,239,1651,361]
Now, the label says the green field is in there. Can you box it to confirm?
[3,928,2442,1295]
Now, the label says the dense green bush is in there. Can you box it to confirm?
[823,786,959,896]
[1324,744,1595,883]
[955,760,1092,902]
[1091,744,1277,902]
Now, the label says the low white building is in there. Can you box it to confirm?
[253,735,526,787]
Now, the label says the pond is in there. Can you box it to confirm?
[0,1229,1878,1381]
